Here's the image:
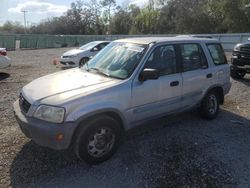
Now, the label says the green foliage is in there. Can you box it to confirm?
[1,0,250,34]
[0,21,25,34]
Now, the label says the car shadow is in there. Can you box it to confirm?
[0,72,10,80]
[232,75,250,86]
[239,77,250,86]
[10,109,249,187]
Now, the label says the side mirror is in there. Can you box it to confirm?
[91,47,99,52]
[139,68,159,82]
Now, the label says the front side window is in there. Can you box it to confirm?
[79,41,99,50]
[84,42,147,79]
[180,44,208,72]
[144,45,177,76]
[98,42,109,50]
[207,44,227,65]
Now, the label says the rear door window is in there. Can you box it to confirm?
[207,44,227,65]
[180,44,208,72]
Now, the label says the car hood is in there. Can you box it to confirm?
[62,49,85,56]
[237,42,250,46]
[22,68,120,105]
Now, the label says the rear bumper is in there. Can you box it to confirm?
[13,100,76,150]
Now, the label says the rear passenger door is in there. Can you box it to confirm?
[179,43,213,108]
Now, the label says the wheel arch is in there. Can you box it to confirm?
[205,86,224,105]
[70,110,126,146]
[79,57,90,66]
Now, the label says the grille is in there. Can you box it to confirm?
[241,54,250,58]
[19,93,31,113]
[240,47,250,52]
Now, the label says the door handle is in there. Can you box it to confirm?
[206,73,213,78]
[218,70,224,74]
[170,81,179,87]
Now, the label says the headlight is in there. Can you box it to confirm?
[234,44,241,51]
[68,54,79,58]
[34,105,65,123]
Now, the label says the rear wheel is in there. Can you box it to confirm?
[79,57,89,67]
[74,116,122,164]
[231,69,246,79]
[199,91,219,120]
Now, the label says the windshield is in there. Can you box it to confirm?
[83,42,147,79]
[79,41,99,50]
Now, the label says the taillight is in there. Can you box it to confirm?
[0,51,7,56]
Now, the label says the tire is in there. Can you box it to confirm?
[79,57,89,67]
[74,116,122,164]
[199,91,220,120]
[231,69,246,79]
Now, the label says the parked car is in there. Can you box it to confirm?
[231,38,250,79]
[0,48,11,68]
[14,37,231,164]
[60,41,110,67]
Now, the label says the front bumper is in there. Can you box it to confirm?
[13,100,76,150]
[60,57,79,67]
[231,56,250,66]
[0,56,11,69]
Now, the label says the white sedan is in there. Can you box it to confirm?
[60,41,110,67]
[0,48,11,69]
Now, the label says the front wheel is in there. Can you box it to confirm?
[79,57,89,67]
[74,116,122,164]
[199,91,219,120]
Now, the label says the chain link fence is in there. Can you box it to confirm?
[19,35,109,49]
[0,34,250,51]
[0,35,16,50]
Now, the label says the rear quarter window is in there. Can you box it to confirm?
[207,44,227,65]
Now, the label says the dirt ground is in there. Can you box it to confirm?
[0,48,250,188]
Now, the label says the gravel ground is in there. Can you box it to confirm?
[0,49,249,188]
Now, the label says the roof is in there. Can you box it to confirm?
[115,37,218,45]
[94,41,111,43]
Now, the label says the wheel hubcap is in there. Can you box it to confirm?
[87,128,115,158]
[207,94,217,114]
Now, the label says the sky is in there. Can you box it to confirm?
[0,0,147,26]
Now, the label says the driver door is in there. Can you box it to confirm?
[130,44,182,124]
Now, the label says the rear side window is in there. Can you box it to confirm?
[180,44,208,72]
[207,44,227,65]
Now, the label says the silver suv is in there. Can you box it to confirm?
[14,37,231,164]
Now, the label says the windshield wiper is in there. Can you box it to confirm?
[88,67,110,77]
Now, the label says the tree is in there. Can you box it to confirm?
[110,7,132,34]
[101,0,117,34]
[0,21,25,34]
[5,0,250,35]
[129,2,160,34]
